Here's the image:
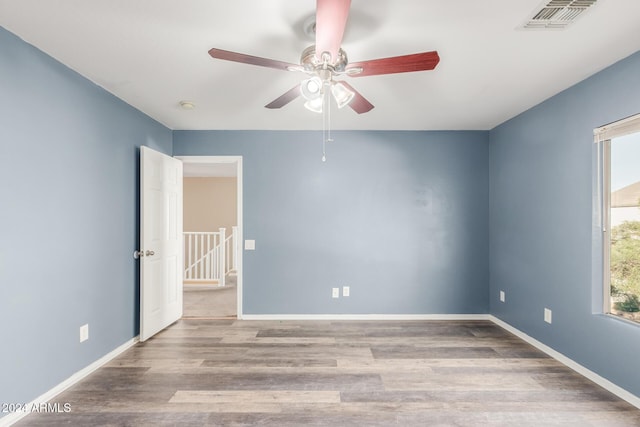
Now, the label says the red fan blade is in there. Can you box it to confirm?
[208,48,299,72]
[315,0,351,64]
[265,84,301,109]
[347,51,440,77]
[340,81,374,114]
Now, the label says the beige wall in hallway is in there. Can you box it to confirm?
[184,177,237,233]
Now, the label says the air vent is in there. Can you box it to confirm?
[524,0,598,29]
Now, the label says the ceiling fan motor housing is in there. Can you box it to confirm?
[301,45,348,73]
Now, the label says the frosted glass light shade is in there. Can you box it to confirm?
[304,97,324,113]
[331,82,355,108]
[301,76,323,100]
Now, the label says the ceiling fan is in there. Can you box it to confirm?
[208,0,440,114]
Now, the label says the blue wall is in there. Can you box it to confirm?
[489,51,640,396]
[0,26,171,409]
[174,130,489,315]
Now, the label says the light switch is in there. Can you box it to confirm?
[244,239,255,250]
[80,324,89,342]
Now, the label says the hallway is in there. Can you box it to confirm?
[183,276,237,319]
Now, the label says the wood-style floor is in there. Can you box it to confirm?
[183,280,237,319]
[15,320,640,426]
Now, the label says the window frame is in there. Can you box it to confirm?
[603,138,611,314]
[595,113,640,320]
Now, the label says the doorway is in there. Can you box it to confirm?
[177,156,243,319]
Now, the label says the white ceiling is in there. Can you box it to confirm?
[1,0,639,131]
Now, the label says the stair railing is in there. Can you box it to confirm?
[184,227,237,286]
[183,229,224,285]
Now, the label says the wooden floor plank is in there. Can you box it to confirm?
[13,319,640,426]
[170,390,341,404]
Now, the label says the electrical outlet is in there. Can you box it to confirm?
[343,286,350,297]
[499,291,505,302]
[332,288,340,298]
[544,308,552,324]
[80,324,89,343]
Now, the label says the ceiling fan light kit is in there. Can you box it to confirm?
[300,75,354,113]
[301,76,323,101]
[207,0,440,158]
[331,82,355,109]
[304,96,324,114]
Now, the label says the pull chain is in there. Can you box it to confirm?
[321,85,330,162]
[327,86,333,143]
[322,89,326,162]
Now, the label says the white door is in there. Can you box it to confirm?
[140,146,183,341]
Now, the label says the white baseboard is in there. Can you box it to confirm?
[0,336,139,427]
[241,314,492,321]
[489,315,640,410]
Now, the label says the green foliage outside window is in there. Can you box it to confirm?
[610,212,640,315]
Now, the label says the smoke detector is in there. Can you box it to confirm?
[523,0,598,30]
[179,101,195,110]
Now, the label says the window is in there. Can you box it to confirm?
[596,114,640,323]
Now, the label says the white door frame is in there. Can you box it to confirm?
[176,155,243,319]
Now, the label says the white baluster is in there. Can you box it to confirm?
[188,233,192,280]
[219,227,226,287]
[208,233,212,280]
[210,246,215,281]
[232,226,238,272]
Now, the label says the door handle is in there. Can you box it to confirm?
[134,250,155,259]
